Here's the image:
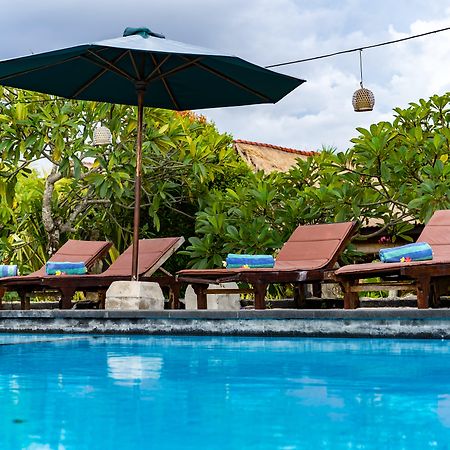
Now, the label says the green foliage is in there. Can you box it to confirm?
[278,92,450,242]
[0,88,247,272]
[182,170,308,268]
[89,107,249,259]
[0,171,46,273]
[183,91,450,268]
[360,277,389,299]
[3,87,450,277]
[348,94,450,224]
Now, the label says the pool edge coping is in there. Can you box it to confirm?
[1,308,450,339]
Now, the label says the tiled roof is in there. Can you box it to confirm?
[234,139,316,156]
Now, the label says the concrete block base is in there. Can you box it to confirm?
[184,283,241,310]
[105,281,164,310]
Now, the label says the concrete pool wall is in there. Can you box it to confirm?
[1,309,450,339]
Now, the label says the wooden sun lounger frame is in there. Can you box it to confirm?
[179,268,331,309]
[0,237,185,310]
[177,221,356,309]
[0,239,112,309]
[333,210,450,309]
[334,263,447,309]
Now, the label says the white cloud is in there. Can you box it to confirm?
[2,0,450,152]
[205,5,450,151]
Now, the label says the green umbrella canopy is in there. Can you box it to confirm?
[0,27,305,109]
[0,27,305,282]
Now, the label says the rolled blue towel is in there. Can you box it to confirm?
[46,261,87,275]
[226,254,275,269]
[379,242,433,263]
[0,265,18,277]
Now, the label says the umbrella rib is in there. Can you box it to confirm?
[85,50,136,82]
[185,58,273,102]
[129,51,179,109]
[146,57,203,84]
[145,54,171,81]
[71,50,130,98]
[0,54,83,82]
[127,51,172,82]
[128,51,143,80]
[150,54,179,110]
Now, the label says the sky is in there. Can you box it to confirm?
[2,0,450,152]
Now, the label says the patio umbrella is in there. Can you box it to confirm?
[0,27,305,280]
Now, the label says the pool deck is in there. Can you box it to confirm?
[2,308,450,338]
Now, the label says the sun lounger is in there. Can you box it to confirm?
[177,221,356,309]
[1,237,185,309]
[334,210,450,309]
[0,239,112,309]
[31,240,113,276]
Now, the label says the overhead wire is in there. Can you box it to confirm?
[265,25,450,69]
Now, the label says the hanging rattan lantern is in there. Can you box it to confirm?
[352,83,375,112]
[352,50,375,112]
[93,125,112,145]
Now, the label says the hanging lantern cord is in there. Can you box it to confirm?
[359,49,364,88]
[352,48,375,112]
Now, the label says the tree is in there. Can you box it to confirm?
[0,88,248,271]
[0,89,114,254]
[184,92,450,267]
[296,93,450,240]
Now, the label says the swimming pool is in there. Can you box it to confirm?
[0,335,449,449]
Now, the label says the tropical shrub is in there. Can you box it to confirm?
[184,92,450,267]
[0,88,248,272]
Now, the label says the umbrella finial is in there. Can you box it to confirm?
[123,27,165,39]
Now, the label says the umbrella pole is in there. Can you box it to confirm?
[131,88,145,281]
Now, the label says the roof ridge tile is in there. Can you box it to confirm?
[234,139,315,156]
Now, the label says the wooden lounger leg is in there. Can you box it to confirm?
[0,287,5,310]
[59,287,76,309]
[253,282,268,310]
[17,288,30,310]
[98,290,106,309]
[430,278,447,308]
[312,282,321,298]
[168,282,181,309]
[341,281,360,309]
[416,276,431,309]
[293,284,307,308]
[192,283,208,309]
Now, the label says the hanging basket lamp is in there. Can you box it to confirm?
[352,82,375,112]
[93,125,112,145]
[352,50,375,112]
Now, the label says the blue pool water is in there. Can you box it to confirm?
[1,335,450,449]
